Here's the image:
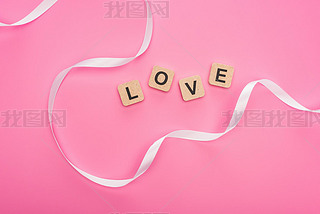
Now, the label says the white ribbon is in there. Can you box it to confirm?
[0,0,57,26]
[45,1,320,187]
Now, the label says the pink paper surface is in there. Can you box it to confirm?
[1,0,320,213]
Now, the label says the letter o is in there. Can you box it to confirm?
[154,71,168,85]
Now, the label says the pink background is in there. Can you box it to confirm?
[1,0,320,213]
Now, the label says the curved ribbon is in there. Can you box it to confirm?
[0,0,57,26]
[47,0,320,187]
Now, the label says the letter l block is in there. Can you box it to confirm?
[118,80,144,106]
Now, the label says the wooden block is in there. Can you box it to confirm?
[118,80,144,106]
[179,75,205,101]
[209,63,234,88]
[148,66,175,92]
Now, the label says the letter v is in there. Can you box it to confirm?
[185,80,197,95]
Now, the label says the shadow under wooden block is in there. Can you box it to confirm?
[149,66,175,92]
[209,63,234,88]
[179,75,205,101]
[118,80,144,106]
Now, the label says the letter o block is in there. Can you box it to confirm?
[209,63,234,88]
[149,66,175,92]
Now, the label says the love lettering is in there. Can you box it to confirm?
[118,63,234,106]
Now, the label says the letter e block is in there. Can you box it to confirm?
[209,63,234,88]
[179,75,205,101]
[148,66,175,92]
[118,80,144,106]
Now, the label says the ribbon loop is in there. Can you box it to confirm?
[0,0,57,27]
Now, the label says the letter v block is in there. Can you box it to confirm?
[118,80,144,106]
[179,75,205,101]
